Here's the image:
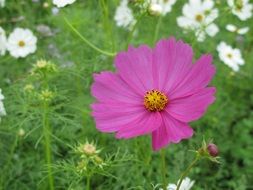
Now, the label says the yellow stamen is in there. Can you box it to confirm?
[195,14,204,22]
[18,40,25,47]
[227,53,233,59]
[144,90,168,112]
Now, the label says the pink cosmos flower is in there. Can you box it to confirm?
[91,37,216,151]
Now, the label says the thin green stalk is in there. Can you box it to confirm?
[86,176,91,190]
[176,156,200,190]
[153,16,163,44]
[43,103,54,190]
[160,149,167,190]
[100,0,116,52]
[64,17,116,57]
[125,12,146,49]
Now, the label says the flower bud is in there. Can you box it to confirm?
[83,143,97,156]
[94,155,103,165]
[18,128,25,137]
[207,143,219,157]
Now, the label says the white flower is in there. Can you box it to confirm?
[7,28,37,58]
[0,89,6,121]
[114,0,136,29]
[52,7,60,15]
[227,0,253,21]
[160,177,194,190]
[217,41,244,72]
[169,178,194,190]
[177,0,219,42]
[226,24,249,34]
[52,0,76,7]
[149,3,163,16]
[150,0,177,15]
[0,27,7,56]
[0,0,5,7]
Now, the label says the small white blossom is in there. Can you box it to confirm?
[227,0,253,21]
[217,41,244,72]
[7,28,37,58]
[177,0,219,42]
[160,177,195,190]
[53,0,76,8]
[114,0,136,29]
[0,27,7,56]
[226,24,249,34]
[52,7,60,15]
[0,89,6,121]
[149,0,177,15]
[0,0,5,7]
[149,3,163,16]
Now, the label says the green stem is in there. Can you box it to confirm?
[100,0,116,52]
[160,149,167,190]
[125,12,146,49]
[43,103,54,190]
[176,156,200,190]
[64,17,116,57]
[86,176,90,190]
[153,16,163,44]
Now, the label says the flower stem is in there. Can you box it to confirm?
[125,12,146,49]
[64,17,116,57]
[43,102,54,190]
[160,148,167,190]
[176,155,200,190]
[99,0,116,52]
[86,175,91,190]
[153,16,163,44]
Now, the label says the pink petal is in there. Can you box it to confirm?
[152,114,193,151]
[166,87,216,122]
[153,37,193,92]
[92,103,146,132]
[116,112,162,139]
[169,54,216,99]
[92,103,144,119]
[115,45,153,94]
[91,71,142,104]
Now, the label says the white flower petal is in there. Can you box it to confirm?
[238,27,249,34]
[0,0,5,7]
[0,27,7,56]
[52,0,76,8]
[114,0,136,29]
[226,24,237,32]
[206,23,219,37]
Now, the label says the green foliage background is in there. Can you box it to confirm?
[0,0,253,189]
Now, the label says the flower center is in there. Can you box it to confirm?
[227,53,233,59]
[235,0,243,11]
[144,90,168,112]
[18,40,25,47]
[195,14,204,22]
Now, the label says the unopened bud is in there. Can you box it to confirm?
[83,143,96,156]
[207,143,219,157]
[94,155,103,164]
[18,128,25,137]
